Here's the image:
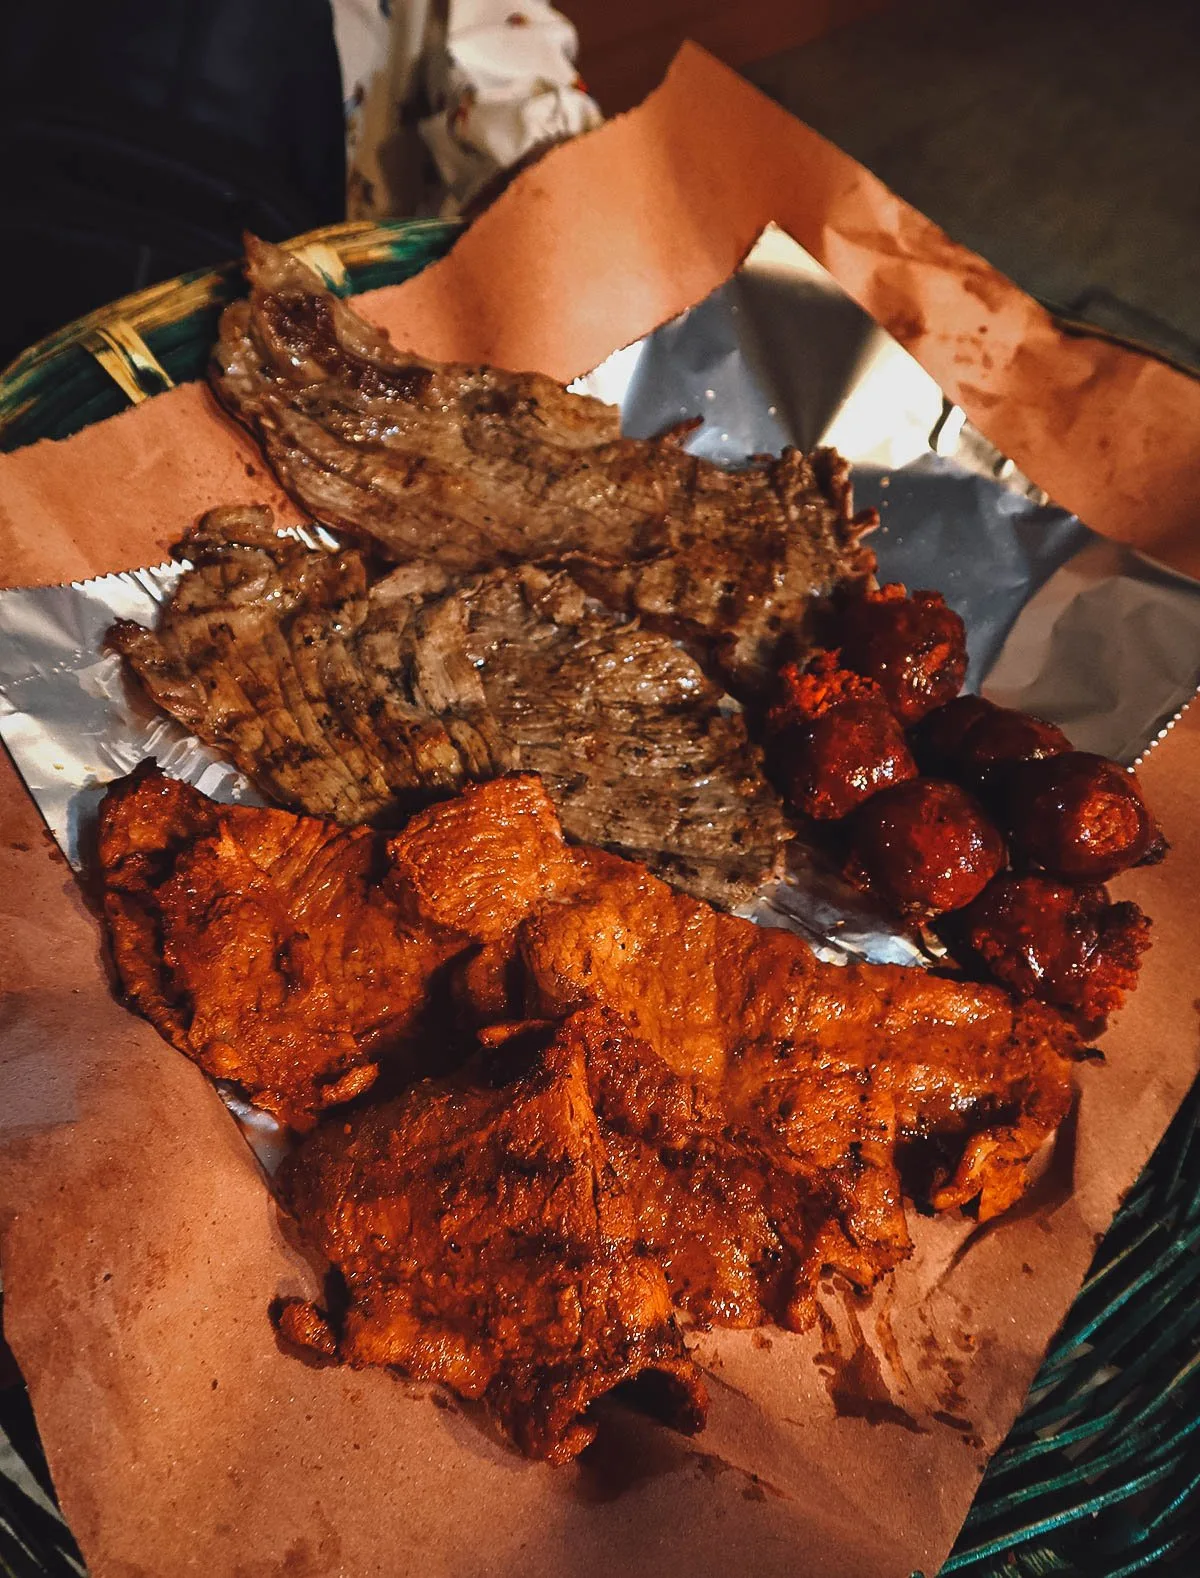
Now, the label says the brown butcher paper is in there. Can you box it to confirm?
[0,42,1198,1578]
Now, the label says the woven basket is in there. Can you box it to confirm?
[0,219,1196,1578]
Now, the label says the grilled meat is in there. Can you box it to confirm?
[494,1009,892,1329]
[99,766,1081,1453]
[96,763,461,1129]
[506,850,1076,1232]
[832,585,968,725]
[275,977,1074,1459]
[844,779,1007,920]
[99,767,1077,1222]
[430,558,791,906]
[211,238,875,695]
[277,1011,708,1464]
[388,777,1076,1231]
[766,654,918,820]
[106,506,467,825]
[947,874,1151,1032]
[997,752,1163,882]
[109,506,791,908]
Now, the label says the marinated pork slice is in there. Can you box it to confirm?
[514,874,1079,1229]
[276,1012,708,1464]
[109,507,792,909]
[98,769,1089,1463]
[100,768,1083,1344]
[388,777,1081,1234]
[97,763,462,1129]
[488,1009,882,1330]
[211,237,875,694]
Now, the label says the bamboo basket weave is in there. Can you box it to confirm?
[0,218,1196,1578]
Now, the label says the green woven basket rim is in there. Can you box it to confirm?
[0,217,462,451]
[0,216,1196,1578]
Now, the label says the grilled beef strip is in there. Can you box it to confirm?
[210,237,875,695]
[108,505,792,908]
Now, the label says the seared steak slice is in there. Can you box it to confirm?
[109,506,792,908]
[571,445,870,690]
[422,560,793,907]
[211,238,874,694]
[108,507,467,824]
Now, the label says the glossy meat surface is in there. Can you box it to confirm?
[768,655,917,820]
[913,696,1071,788]
[846,779,1006,918]
[110,507,791,909]
[950,874,1151,1031]
[277,968,1074,1465]
[1000,752,1162,881]
[390,778,1077,1230]
[97,763,460,1128]
[278,1011,707,1463]
[512,867,1078,1228]
[834,585,967,723]
[99,767,1083,1456]
[211,238,875,694]
[101,765,1080,1225]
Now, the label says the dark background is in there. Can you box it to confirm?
[0,0,347,364]
[1,0,1197,381]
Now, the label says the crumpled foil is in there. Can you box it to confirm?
[574,226,1200,750]
[1,223,1197,939]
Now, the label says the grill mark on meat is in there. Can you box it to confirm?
[99,768,1081,1456]
[96,764,462,1128]
[210,237,875,695]
[109,506,793,908]
[260,292,436,403]
[277,1013,708,1463]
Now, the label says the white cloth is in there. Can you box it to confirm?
[331,0,600,217]
[419,2,601,215]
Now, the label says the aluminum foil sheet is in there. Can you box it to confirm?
[2,222,1198,922]
[579,226,1200,753]
[0,563,259,865]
